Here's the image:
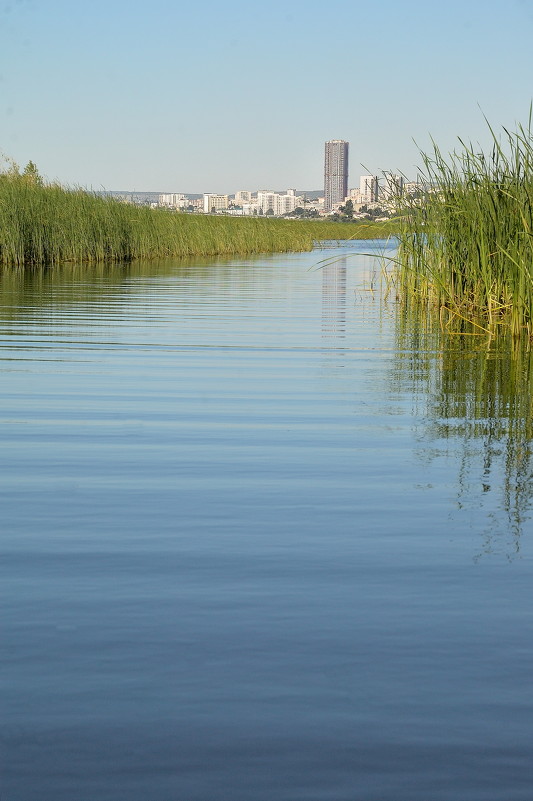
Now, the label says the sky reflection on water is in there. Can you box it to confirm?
[1,243,533,801]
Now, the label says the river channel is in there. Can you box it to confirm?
[2,241,533,800]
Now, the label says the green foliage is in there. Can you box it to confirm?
[0,170,399,267]
[22,161,43,186]
[288,207,319,218]
[341,199,354,219]
[0,152,20,178]
[396,115,533,337]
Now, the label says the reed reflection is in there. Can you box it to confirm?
[0,255,266,325]
[391,306,533,555]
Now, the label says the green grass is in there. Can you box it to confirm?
[395,115,533,337]
[0,172,398,267]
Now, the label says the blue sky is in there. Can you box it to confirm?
[1,0,532,192]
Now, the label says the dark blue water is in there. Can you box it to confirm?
[2,243,533,800]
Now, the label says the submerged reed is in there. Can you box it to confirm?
[396,116,533,337]
[0,173,396,267]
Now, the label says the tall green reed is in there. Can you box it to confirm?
[0,171,397,267]
[396,115,533,337]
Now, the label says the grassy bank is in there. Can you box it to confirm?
[396,118,533,337]
[0,174,397,267]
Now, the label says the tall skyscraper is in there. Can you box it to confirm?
[324,140,349,211]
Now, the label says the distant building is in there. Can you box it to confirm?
[257,189,302,216]
[324,140,349,211]
[275,189,302,216]
[203,193,229,213]
[159,193,188,208]
[234,190,253,205]
[242,202,260,216]
[404,181,423,196]
[382,174,405,199]
[257,191,277,215]
[359,175,379,204]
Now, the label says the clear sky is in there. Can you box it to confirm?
[1,0,532,192]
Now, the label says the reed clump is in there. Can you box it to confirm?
[0,167,397,267]
[396,117,533,337]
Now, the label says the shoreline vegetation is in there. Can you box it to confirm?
[396,117,533,337]
[0,165,397,267]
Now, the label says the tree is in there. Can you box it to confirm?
[23,160,43,185]
[344,199,354,219]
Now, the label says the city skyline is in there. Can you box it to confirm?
[149,170,418,217]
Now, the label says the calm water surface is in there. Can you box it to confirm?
[2,242,533,800]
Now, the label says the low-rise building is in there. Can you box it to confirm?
[203,193,229,213]
[242,202,260,216]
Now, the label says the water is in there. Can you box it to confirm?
[2,242,533,800]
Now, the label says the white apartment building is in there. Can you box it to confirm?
[257,189,302,216]
[382,174,405,199]
[359,175,379,204]
[257,191,277,214]
[276,194,299,216]
[159,193,188,208]
[234,190,253,205]
[203,193,229,213]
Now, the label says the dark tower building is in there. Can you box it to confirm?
[324,139,349,211]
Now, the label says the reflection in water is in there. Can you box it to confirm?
[392,306,533,555]
[0,255,257,318]
[321,257,347,339]
[3,248,533,800]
